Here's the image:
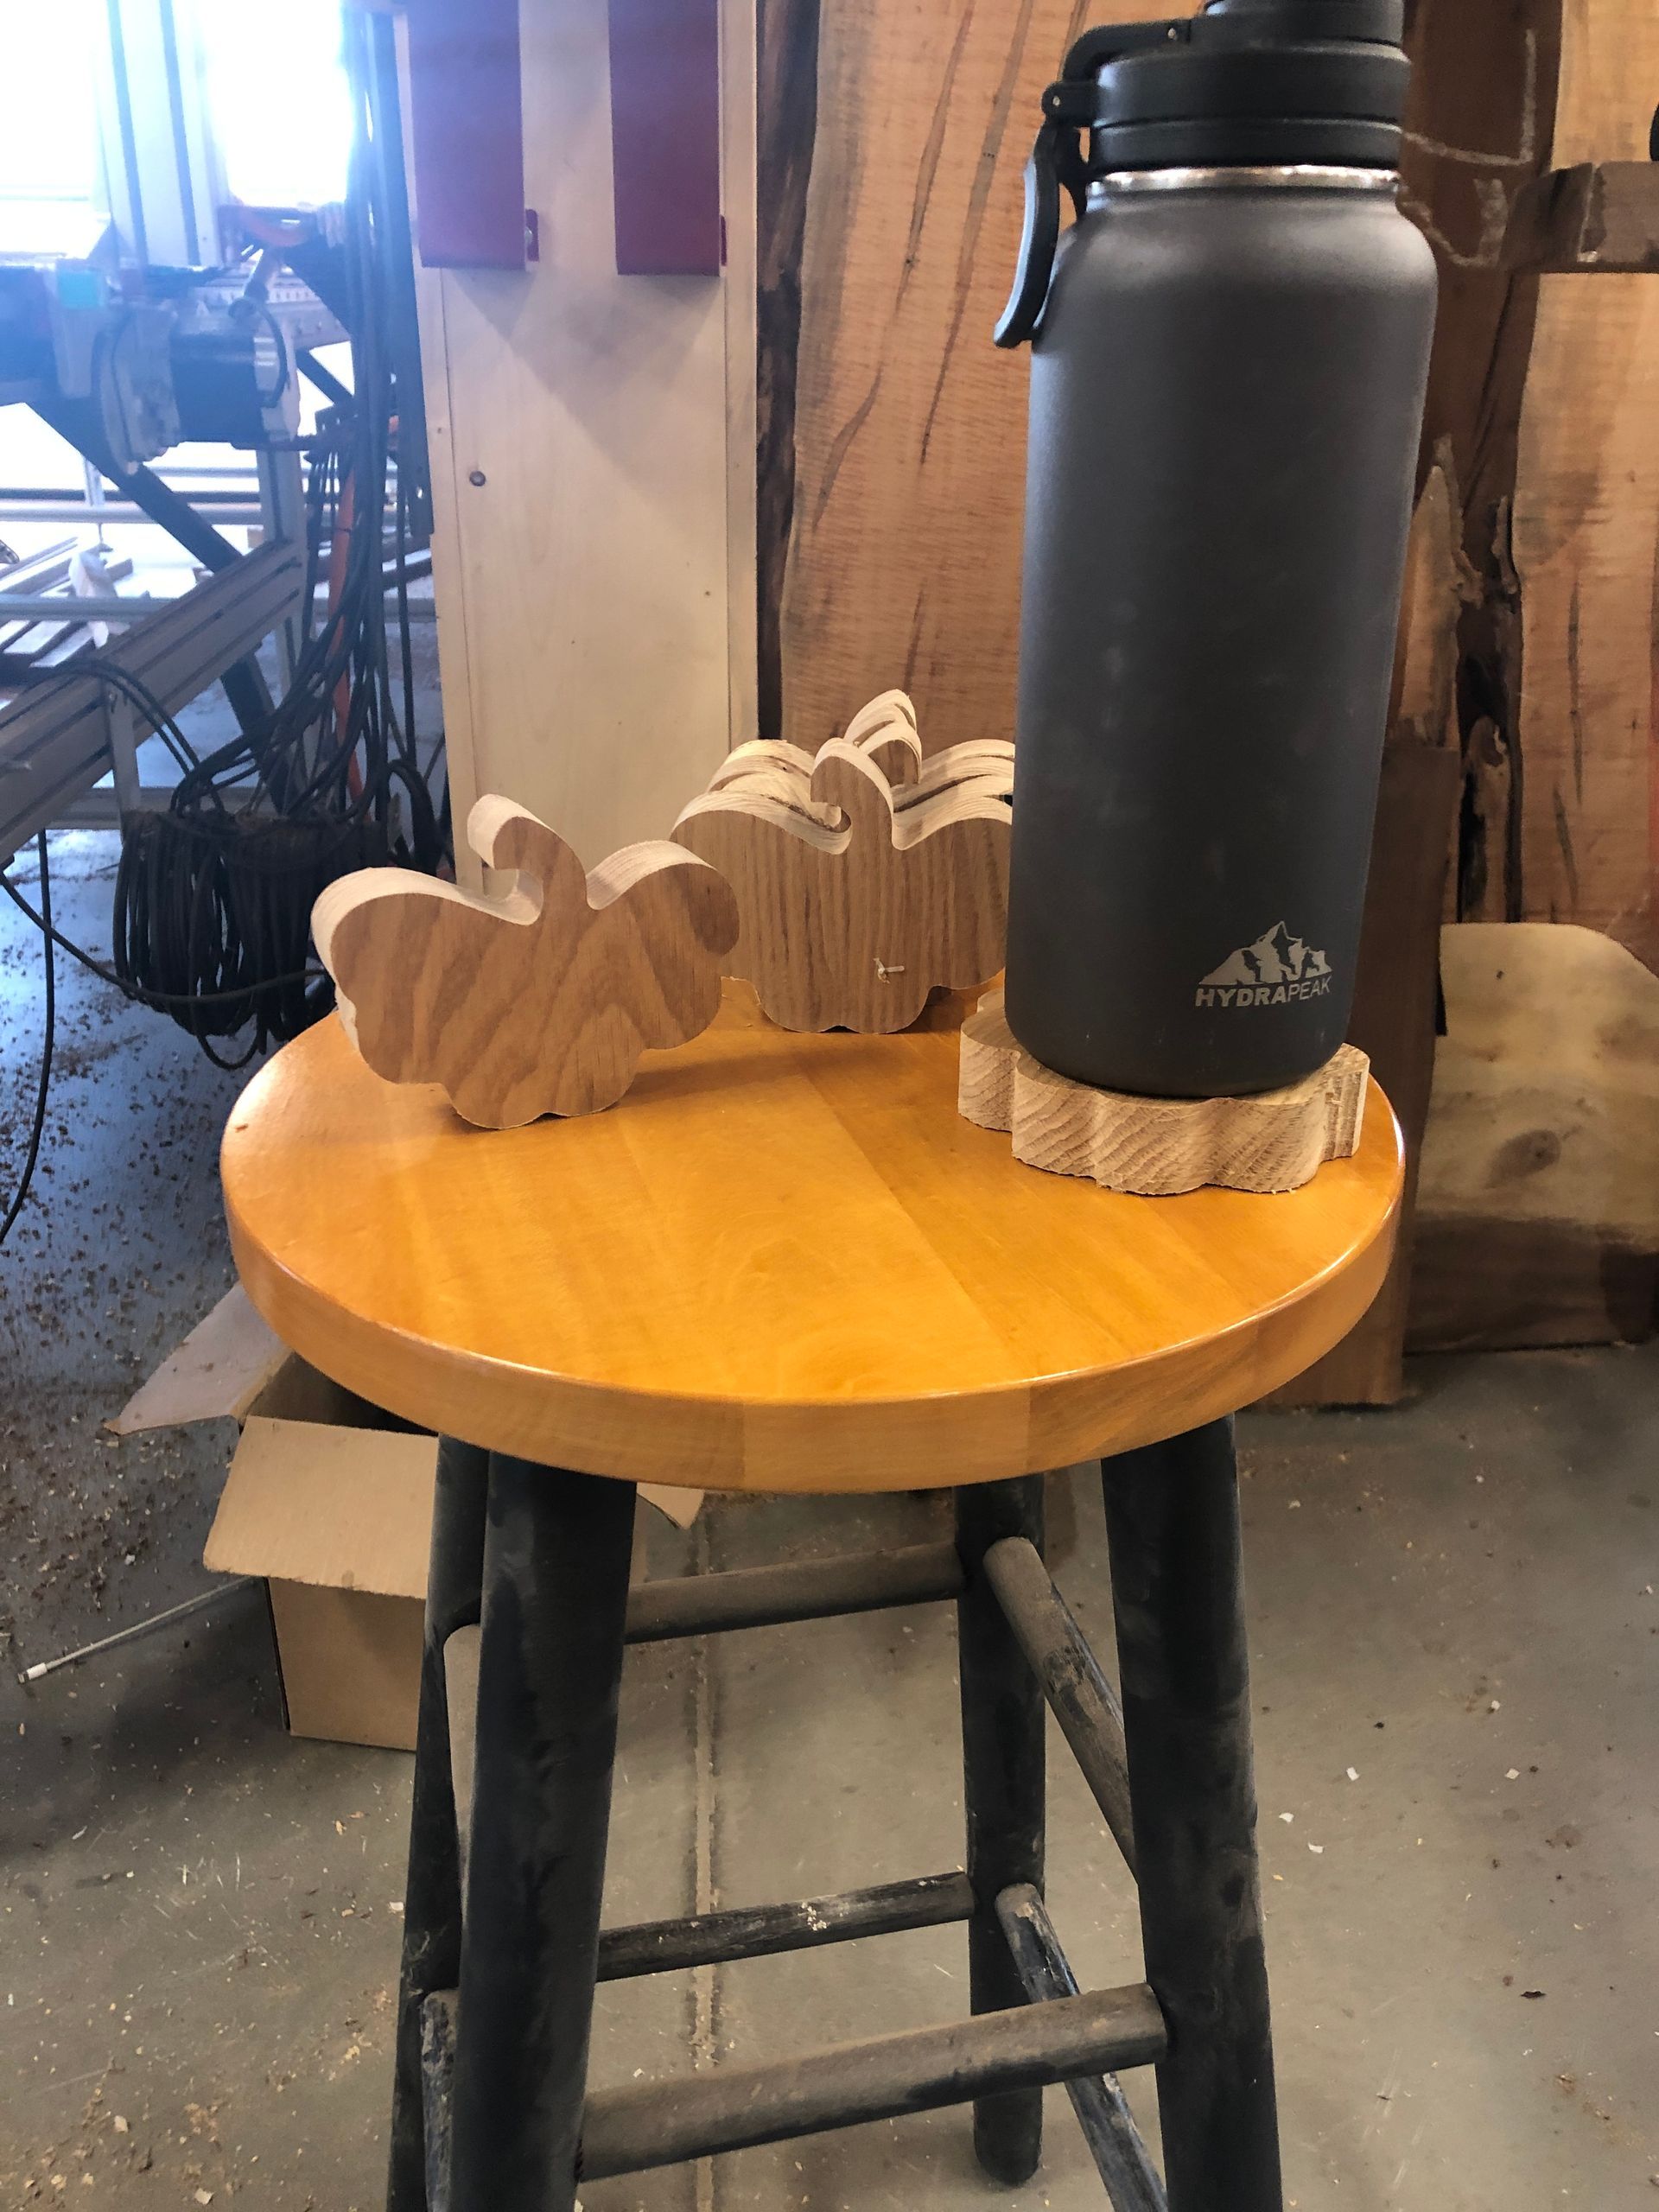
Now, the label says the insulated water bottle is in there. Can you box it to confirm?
[996,0,1436,1098]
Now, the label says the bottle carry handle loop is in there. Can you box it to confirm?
[994,107,1091,350]
[995,3,1412,348]
[995,19,1188,350]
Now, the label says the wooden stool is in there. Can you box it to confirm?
[222,984,1401,2212]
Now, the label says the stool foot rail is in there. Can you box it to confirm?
[422,1981,1165,2189]
[598,1870,975,1981]
[625,1539,964,1642]
[576,1980,1166,2179]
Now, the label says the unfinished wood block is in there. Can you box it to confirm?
[313,797,739,1127]
[1412,922,1659,1348]
[959,989,1370,1197]
[672,692,1013,1033]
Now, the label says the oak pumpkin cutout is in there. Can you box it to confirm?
[672,691,1014,1033]
[312,797,740,1128]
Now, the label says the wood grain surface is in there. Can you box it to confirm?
[1278,739,1461,1403]
[1503,160,1659,273]
[1401,0,1659,969]
[1393,454,1477,764]
[222,984,1402,1491]
[959,990,1370,1198]
[1510,0,1659,969]
[709,691,1014,819]
[313,798,739,1127]
[1397,0,1561,934]
[1275,469,1467,1405]
[672,701,1013,1031]
[1412,921,1659,1347]
[766,0,1153,755]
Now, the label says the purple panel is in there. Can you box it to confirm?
[404,0,528,271]
[607,0,722,276]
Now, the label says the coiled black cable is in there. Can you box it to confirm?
[2,13,442,1241]
[105,10,442,1063]
[0,833,53,1248]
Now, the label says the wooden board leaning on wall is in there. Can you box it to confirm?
[1412,923,1659,1349]
[758,0,1159,756]
[1402,0,1659,972]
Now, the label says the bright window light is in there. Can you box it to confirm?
[195,0,353,208]
[0,0,101,204]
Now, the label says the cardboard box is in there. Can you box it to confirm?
[207,1412,439,1751]
[113,1288,696,1751]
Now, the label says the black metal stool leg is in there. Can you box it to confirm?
[1102,1419,1283,2212]
[388,1437,490,2212]
[956,1477,1047,2186]
[447,1457,639,2212]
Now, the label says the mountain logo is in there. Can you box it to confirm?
[1195,922,1332,1009]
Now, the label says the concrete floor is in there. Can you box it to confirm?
[3,833,1658,2209]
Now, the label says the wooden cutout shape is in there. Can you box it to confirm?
[706,690,1012,824]
[672,697,1013,1033]
[960,989,1370,1196]
[842,687,921,785]
[314,797,740,1127]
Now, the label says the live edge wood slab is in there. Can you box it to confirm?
[960,990,1370,1198]
[222,984,1402,1493]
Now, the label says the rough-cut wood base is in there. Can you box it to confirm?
[959,991,1369,1198]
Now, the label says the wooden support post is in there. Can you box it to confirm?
[1103,1424,1282,2212]
[956,1478,1047,2185]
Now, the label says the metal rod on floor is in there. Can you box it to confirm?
[997,1885,1167,2212]
[575,1982,1168,2181]
[983,1533,1139,1878]
[0,594,174,621]
[0,501,265,528]
[0,589,436,623]
[18,1579,256,1682]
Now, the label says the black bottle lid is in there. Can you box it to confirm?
[1081,1,1409,172]
[996,1,1411,347]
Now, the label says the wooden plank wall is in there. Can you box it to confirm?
[410,0,741,886]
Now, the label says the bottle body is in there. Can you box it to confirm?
[1004,170,1436,1098]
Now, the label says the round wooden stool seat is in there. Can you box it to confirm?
[223,982,1402,1492]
